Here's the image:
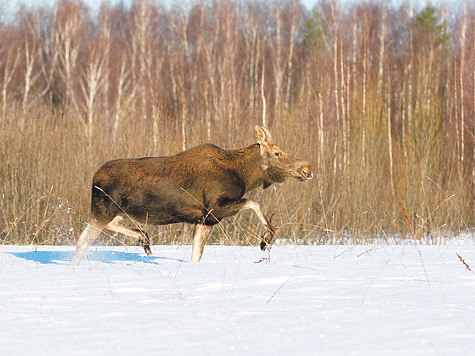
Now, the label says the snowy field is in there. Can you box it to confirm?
[1,241,474,355]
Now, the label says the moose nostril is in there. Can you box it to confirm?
[302,169,313,180]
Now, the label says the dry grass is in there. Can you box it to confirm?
[0,104,472,247]
[0,0,472,247]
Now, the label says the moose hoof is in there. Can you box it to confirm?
[260,240,267,251]
[144,245,152,256]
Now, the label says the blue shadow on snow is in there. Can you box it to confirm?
[7,249,186,265]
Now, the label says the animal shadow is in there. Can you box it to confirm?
[7,248,185,265]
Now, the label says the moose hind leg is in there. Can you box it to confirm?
[104,216,152,256]
[72,221,105,266]
[191,224,213,262]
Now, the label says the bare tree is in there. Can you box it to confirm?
[0,39,20,120]
[53,0,84,111]
[284,1,302,110]
[112,56,137,143]
[459,0,468,166]
[20,10,40,115]
[132,0,151,125]
[271,4,284,117]
[377,5,386,98]
[166,6,190,151]
[79,38,107,159]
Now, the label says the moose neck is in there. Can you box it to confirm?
[231,144,270,193]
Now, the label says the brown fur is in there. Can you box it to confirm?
[72,126,312,264]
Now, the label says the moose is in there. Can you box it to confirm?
[72,126,313,265]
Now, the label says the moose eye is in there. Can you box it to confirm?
[274,152,282,158]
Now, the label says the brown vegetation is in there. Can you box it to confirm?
[0,0,473,246]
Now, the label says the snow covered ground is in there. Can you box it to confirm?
[1,241,474,355]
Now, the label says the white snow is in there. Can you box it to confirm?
[1,242,474,355]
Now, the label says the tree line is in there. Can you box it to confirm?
[1,0,473,244]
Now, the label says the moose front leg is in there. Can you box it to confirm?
[259,213,277,251]
[239,200,276,250]
[215,198,276,250]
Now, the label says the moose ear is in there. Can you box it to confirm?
[255,126,273,144]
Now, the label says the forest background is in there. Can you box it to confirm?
[0,0,473,246]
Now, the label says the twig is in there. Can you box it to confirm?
[425,176,470,233]
[266,275,295,304]
[397,196,430,287]
[3,195,47,244]
[367,202,389,243]
[456,253,474,275]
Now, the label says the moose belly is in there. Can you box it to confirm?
[122,191,204,226]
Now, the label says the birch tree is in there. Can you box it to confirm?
[0,40,20,120]
[53,0,84,111]
[79,41,107,157]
